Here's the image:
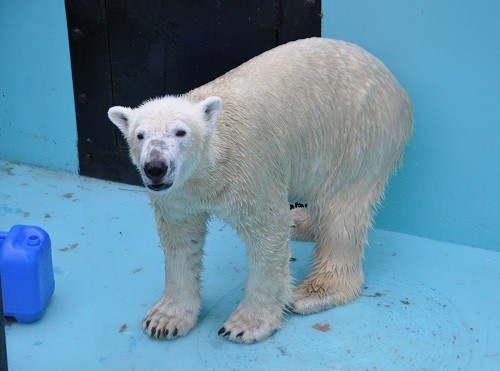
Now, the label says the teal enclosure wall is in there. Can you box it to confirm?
[0,1,498,250]
[0,1,78,173]
[322,1,499,250]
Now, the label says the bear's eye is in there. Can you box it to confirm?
[137,133,144,140]
[175,130,187,137]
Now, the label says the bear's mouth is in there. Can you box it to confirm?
[147,182,172,192]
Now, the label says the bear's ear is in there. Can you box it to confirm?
[199,96,222,128]
[108,106,133,134]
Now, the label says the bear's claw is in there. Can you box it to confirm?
[142,315,184,340]
[218,327,233,338]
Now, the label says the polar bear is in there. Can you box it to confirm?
[108,38,413,344]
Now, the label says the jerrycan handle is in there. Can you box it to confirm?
[0,231,7,246]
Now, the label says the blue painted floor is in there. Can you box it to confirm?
[1,159,499,370]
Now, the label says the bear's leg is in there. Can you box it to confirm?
[142,213,208,339]
[219,208,294,343]
[293,182,383,314]
[290,206,314,241]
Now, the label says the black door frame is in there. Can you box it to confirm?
[65,0,322,185]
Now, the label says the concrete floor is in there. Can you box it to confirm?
[1,159,499,370]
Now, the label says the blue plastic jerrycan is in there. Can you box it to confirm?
[0,225,55,323]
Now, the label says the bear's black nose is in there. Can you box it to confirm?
[144,160,168,181]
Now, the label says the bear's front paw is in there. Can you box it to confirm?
[142,297,199,340]
[218,303,284,344]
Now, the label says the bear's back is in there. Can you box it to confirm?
[187,37,411,139]
[188,38,406,106]
[185,38,413,193]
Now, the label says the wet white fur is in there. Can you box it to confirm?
[108,38,413,343]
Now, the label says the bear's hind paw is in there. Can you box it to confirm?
[292,276,362,314]
[290,207,314,241]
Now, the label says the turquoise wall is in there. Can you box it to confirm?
[323,1,499,250]
[0,1,498,250]
[0,1,78,173]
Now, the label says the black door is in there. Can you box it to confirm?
[65,0,322,185]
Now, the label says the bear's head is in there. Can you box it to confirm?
[108,96,221,192]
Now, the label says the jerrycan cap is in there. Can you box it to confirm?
[27,235,41,247]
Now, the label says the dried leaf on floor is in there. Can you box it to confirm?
[313,323,330,332]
